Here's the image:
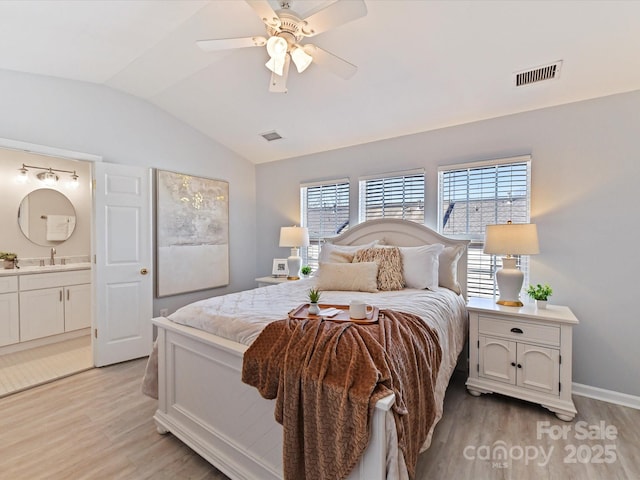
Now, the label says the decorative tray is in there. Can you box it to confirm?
[288,303,380,324]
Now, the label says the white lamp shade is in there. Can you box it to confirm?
[265,36,288,76]
[291,46,312,73]
[483,223,539,255]
[279,226,310,248]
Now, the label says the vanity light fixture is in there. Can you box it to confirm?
[17,163,80,187]
[16,165,29,184]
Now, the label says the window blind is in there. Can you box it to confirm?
[358,171,424,223]
[301,180,350,269]
[438,157,531,298]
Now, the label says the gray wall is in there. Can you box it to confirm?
[256,89,640,397]
[0,69,257,315]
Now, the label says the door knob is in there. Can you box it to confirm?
[140,268,148,275]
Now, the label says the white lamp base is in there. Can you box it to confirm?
[287,247,301,280]
[496,257,524,307]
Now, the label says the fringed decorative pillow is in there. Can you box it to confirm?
[353,246,404,291]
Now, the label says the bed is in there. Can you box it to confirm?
[149,219,469,480]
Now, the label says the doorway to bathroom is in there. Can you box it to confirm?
[0,145,94,397]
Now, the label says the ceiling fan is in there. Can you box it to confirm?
[197,0,367,93]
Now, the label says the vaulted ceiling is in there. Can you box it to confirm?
[1,1,639,163]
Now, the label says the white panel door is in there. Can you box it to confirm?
[93,163,152,367]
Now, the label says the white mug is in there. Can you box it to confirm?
[349,300,367,319]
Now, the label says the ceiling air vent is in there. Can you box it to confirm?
[260,131,283,141]
[514,61,562,87]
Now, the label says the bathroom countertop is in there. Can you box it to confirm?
[0,262,92,276]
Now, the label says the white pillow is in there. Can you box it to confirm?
[315,262,379,293]
[399,244,444,290]
[439,244,465,294]
[318,240,379,264]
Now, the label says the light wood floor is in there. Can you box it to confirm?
[0,358,638,480]
[0,335,92,398]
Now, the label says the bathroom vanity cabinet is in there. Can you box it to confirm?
[19,269,91,341]
[0,265,91,348]
[0,275,19,347]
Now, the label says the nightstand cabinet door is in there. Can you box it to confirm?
[518,343,560,395]
[479,336,516,384]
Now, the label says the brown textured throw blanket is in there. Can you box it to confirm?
[242,309,442,480]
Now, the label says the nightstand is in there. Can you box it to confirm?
[255,276,293,287]
[466,296,579,421]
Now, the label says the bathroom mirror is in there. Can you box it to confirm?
[17,188,77,246]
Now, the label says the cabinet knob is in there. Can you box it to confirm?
[140,268,148,275]
[517,364,522,369]
[510,327,524,334]
[511,362,516,367]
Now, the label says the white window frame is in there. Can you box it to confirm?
[300,178,350,270]
[438,156,532,299]
[358,168,425,223]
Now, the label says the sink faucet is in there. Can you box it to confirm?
[50,247,56,266]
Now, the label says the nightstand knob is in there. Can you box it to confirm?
[511,362,516,367]
[510,327,524,334]
[517,364,522,369]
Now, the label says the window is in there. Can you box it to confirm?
[438,156,531,298]
[358,170,424,223]
[300,179,350,269]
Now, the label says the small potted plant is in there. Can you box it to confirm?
[301,265,312,278]
[0,252,17,269]
[527,284,553,309]
[308,287,321,315]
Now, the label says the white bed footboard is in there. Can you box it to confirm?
[152,317,398,480]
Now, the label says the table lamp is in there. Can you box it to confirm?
[279,226,310,280]
[484,221,539,306]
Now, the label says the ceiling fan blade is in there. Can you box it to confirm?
[300,0,367,37]
[197,36,267,52]
[269,54,290,93]
[246,0,281,29]
[303,44,357,80]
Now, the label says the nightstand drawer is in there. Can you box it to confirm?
[479,316,560,346]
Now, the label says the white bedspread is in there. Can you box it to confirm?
[168,278,468,455]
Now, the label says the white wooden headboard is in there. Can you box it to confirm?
[327,219,470,298]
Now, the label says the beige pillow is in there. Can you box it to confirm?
[353,246,404,291]
[315,262,379,292]
[318,240,379,264]
[439,245,465,294]
[327,250,355,263]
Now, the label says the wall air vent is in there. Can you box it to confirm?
[514,61,562,86]
[260,131,283,141]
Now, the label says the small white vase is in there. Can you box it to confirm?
[536,300,547,309]
[308,302,320,315]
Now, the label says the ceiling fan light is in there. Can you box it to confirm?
[265,36,288,76]
[266,36,287,57]
[265,56,285,76]
[291,46,312,73]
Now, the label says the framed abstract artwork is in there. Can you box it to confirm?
[156,169,229,297]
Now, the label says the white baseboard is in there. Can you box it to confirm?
[572,382,640,411]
